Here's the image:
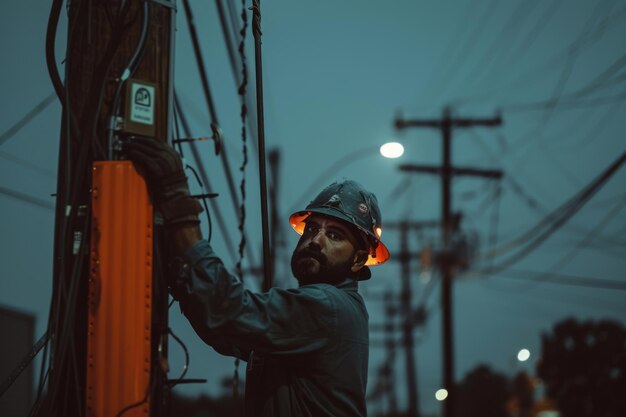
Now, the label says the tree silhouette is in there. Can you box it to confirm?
[537,318,626,417]
[456,364,509,417]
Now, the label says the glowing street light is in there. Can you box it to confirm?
[517,348,531,362]
[380,141,404,159]
[435,388,449,401]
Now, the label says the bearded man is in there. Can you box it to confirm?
[125,138,390,417]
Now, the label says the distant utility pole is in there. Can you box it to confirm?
[395,107,503,417]
[385,220,441,417]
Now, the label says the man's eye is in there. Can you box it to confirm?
[328,231,343,240]
[306,224,319,234]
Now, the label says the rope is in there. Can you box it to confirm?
[232,0,251,402]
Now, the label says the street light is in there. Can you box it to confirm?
[517,348,531,362]
[380,142,404,158]
[435,388,449,401]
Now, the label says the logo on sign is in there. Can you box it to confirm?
[134,88,151,107]
[130,83,155,125]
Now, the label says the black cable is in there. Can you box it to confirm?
[167,327,189,387]
[181,0,250,254]
[0,331,49,398]
[457,4,626,106]
[174,94,238,263]
[472,151,626,273]
[250,0,272,291]
[107,0,150,159]
[113,374,155,417]
[235,0,249,283]
[0,93,57,147]
[0,150,56,178]
[185,163,213,241]
[495,269,626,292]
[215,0,260,154]
[45,0,65,100]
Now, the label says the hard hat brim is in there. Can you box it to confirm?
[289,209,390,267]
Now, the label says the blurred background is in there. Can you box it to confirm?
[1,1,625,416]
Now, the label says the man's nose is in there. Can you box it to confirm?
[309,230,326,248]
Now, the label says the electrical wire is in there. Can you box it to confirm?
[235,0,250,283]
[107,0,150,158]
[487,193,626,292]
[167,327,190,387]
[0,93,57,147]
[179,0,258,267]
[489,269,626,292]
[214,0,260,153]
[457,3,626,106]
[185,163,214,241]
[0,186,55,211]
[469,151,626,274]
[0,151,56,178]
[420,0,498,104]
[174,94,238,263]
[113,374,154,417]
[459,0,539,96]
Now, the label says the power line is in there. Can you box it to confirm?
[0,92,57,147]
[494,269,626,292]
[0,186,55,211]
[472,151,626,272]
[0,151,56,178]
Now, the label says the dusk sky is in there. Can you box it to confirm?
[1,1,625,415]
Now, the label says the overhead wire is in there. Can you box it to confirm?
[0,186,55,211]
[495,269,626,292]
[465,128,624,248]
[0,93,57,147]
[468,151,626,274]
[421,0,498,104]
[180,0,257,268]
[486,192,626,292]
[174,94,237,263]
[459,0,540,96]
[214,0,260,154]
[0,151,56,178]
[457,3,626,106]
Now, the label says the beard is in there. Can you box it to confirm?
[291,246,354,285]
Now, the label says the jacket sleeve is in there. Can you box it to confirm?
[173,240,337,359]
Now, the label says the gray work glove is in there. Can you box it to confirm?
[124,137,202,227]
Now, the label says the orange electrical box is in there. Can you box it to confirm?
[87,161,153,417]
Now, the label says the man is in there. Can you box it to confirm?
[125,138,390,417]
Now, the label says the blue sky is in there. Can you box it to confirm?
[2,1,625,414]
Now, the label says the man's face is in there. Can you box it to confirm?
[291,214,367,285]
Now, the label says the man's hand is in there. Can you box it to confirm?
[124,137,203,229]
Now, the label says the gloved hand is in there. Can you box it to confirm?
[124,137,202,228]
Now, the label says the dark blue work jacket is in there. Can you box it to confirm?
[175,240,369,417]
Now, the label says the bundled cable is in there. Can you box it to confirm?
[470,151,626,274]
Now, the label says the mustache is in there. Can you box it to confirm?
[295,247,327,264]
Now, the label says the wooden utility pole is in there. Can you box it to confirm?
[399,224,420,417]
[385,220,442,417]
[47,1,176,416]
[395,107,502,417]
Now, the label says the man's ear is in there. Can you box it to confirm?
[351,249,369,272]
